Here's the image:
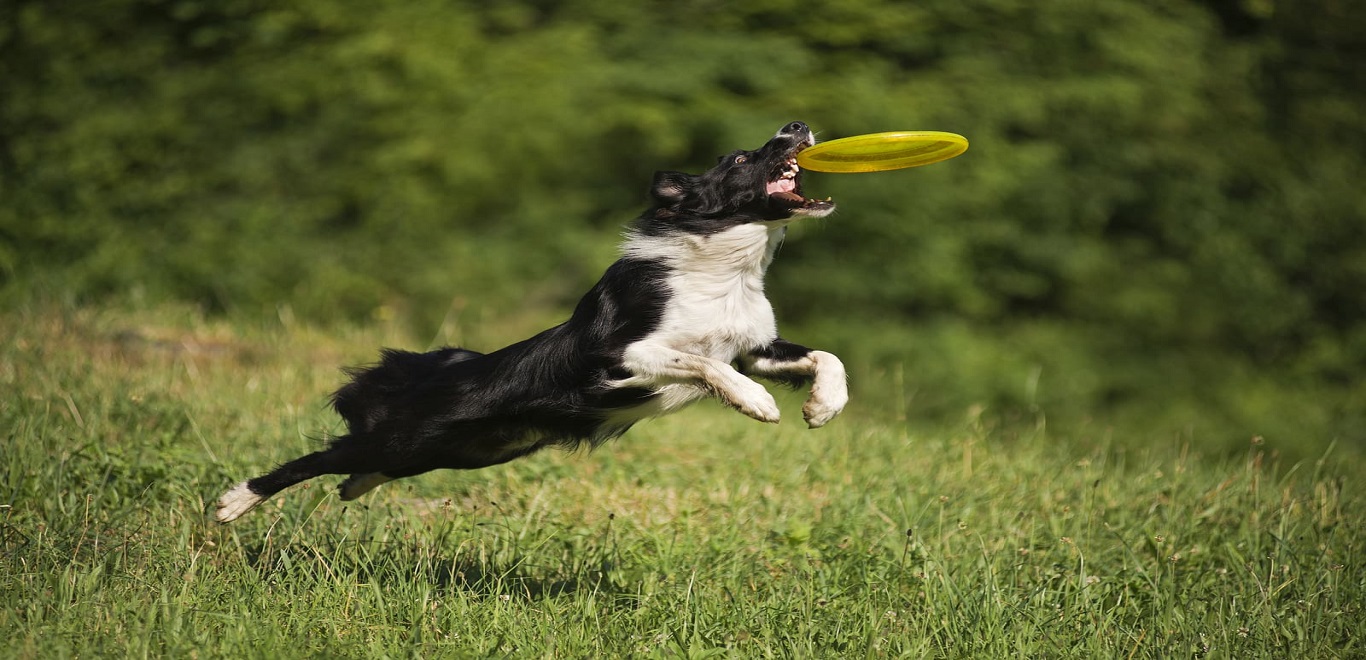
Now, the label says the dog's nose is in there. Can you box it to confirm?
[781,121,808,136]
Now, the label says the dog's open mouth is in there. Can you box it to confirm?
[765,146,834,214]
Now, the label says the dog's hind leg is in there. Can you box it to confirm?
[215,441,374,523]
[338,472,393,501]
[339,457,454,500]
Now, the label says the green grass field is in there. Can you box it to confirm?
[2,305,1361,657]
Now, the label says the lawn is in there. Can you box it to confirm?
[2,305,1361,657]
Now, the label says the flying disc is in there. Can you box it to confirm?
[796,131,969,173]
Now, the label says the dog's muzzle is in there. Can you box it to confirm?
[765,122,834,217]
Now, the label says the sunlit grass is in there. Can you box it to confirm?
[2,304,1361,657]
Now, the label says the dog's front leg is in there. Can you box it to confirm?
[740,340,848,428]
[615,343,781,423]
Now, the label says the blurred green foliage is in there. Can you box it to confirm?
[2,0,1362,451]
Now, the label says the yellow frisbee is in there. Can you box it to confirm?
[796,131,969,173]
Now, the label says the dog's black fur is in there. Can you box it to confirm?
[215,121,847,523]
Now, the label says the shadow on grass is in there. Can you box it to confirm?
[228,520,645,607]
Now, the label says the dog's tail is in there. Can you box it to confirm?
[330,347,483,434]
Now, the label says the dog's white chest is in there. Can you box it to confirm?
[635,223,785,362]
[657,270,776,361]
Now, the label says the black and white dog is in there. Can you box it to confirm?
[215,121,847,523]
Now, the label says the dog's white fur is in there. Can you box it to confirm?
[613,220,846,427]
[215,482,263,522]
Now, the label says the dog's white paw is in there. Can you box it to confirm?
[803,391,847,428]
[803,353,848,428]
[215,481,264,523]
[727,379,781,424]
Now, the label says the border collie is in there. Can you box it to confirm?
[215,121,847,523]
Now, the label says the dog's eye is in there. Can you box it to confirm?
[734,155,747,164]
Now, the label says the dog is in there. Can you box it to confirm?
[215,121,847,523]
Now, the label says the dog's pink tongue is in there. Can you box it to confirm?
[766,178,796,195]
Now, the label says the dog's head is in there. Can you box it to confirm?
[646,121,835,229]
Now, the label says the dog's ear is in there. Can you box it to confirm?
[651,171,695,204]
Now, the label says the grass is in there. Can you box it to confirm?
[2,304,1362,657]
